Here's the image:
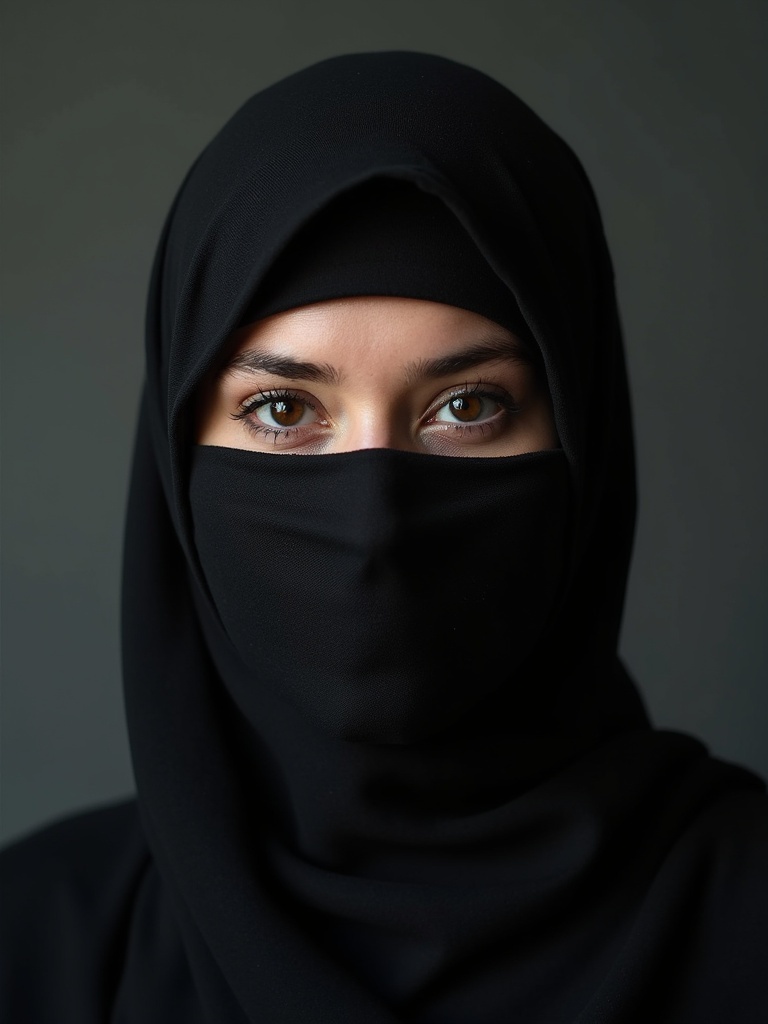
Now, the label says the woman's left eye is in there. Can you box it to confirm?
[432,392,505,424]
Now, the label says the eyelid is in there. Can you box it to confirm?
[232,387,322,420]
[422,380,520,422]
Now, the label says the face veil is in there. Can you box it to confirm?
[117,51,768,1024]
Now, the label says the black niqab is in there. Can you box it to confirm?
[2,51,766,1024]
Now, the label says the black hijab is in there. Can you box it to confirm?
[2,50,766,1024]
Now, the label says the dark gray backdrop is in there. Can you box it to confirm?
[2,0,766,845]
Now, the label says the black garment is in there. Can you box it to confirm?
[2,51,767,1023]
[239,176,536,345]
[189,445,571,745]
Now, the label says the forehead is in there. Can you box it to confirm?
[224,296,530,361]
[213,297,537,389]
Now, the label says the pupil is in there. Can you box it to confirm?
[450,395,482,422]
[271,399,303,426]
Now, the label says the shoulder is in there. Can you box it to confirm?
[640,736,768,925]
[686,774,768,943]
[680,748,768,882]
[2,796,142,859]
[638,749,768,1021]
[1,798,147,918]
[0,799,150,1024]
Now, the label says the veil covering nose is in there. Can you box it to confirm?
[4,51,764,1024]
[187,173,574,747]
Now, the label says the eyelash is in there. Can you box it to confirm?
[232,388,318,441]
[431,381,521,433]
[231,381,521,441]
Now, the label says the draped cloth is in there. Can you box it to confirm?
[2,51,766,1023]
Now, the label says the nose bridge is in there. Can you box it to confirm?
[335,399,415,457]
[334,453,406,552]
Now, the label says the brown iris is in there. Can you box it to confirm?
[448,394,483,422]
[269,399,305,426]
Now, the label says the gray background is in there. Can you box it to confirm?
[2,0,766,845]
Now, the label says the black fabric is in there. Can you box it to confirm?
[2,50,767,1023]
[239,177,534,345]
[189,445,570,744]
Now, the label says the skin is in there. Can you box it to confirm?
[197,296,558,457]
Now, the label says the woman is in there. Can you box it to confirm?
[2,51,766,1023]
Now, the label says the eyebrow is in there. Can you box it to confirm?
[402,334,532,385]
[221,333,532,386]
[222,350,342,385]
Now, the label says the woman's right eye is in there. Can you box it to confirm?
[233,390,324,436]
[253,396,316,429]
